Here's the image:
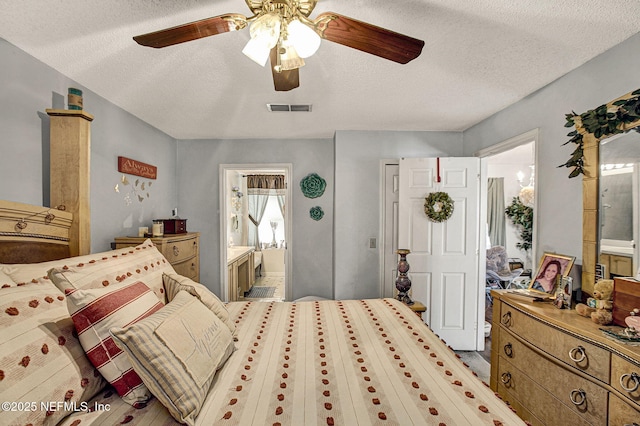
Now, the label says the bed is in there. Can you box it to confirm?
[0,200,525,425]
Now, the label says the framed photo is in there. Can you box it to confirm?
[528,252,576,294]
[554,276,573,309]
[595,263,606,282]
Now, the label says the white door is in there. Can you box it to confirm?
[399,157,481,350]
[382,163,400,298]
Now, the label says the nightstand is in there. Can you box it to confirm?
[408,300,427,320]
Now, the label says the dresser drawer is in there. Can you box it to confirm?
[608,393,640,425]
[160,237,198,264]
[498,333,608,425]
[173,257,199,281]
[114,233,200,284]
[611,354,640,409]
[500,303,610,382]
[497,355,598,426]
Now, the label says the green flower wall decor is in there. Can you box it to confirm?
[300,173,326,198]
[310,206,324,221]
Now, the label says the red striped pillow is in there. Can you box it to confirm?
[62,280,163,407]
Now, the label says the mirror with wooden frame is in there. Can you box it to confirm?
[563,88,640,297]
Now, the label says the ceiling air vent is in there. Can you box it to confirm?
[267,104,312,112]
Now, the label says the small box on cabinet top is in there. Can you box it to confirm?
[160,219,187,234]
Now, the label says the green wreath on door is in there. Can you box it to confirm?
[424,192,454,222]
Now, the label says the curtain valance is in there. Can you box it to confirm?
[247,174,286,189]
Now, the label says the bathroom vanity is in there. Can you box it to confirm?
[227,245,255,301]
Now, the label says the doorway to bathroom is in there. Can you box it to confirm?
[219,164,292,302]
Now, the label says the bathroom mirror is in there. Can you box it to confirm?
[571,88,640,296]
[598,131,640,279]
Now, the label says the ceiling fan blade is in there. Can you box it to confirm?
[314,12,424,64]
[270,47,300,91]
[133,14,247,48]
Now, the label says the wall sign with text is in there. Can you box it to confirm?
[117,156,157,179]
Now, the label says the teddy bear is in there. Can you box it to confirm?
[575,279,614,325]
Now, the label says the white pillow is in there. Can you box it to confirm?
[110,291,235,425]
[0,269,15,288]
[162,273,236,338]
[48,239,175,303]
[54,279,163,407]
[0,283,107,425]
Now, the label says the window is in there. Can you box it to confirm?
[258,196,285,247]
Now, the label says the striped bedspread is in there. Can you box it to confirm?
[61,298,525,425]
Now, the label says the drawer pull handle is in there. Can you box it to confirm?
[569,388,586,406]
[503,343,513,358]
[173,245,180,257]
[568,346,586,363]
[620,372,640,392]
[501,311,512,327]
[500,372,511,385]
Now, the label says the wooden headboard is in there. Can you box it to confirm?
[0,200,73,263]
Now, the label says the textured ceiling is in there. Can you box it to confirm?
[1,0,639,140]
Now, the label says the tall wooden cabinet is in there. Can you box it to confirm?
[491,290,640,425]
[114,233,200,282]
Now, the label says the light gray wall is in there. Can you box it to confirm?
[463,32,640,268]
[4,30,640,299]
[0,38,178,253]
[334,130,463,299]
[175,138,334,299]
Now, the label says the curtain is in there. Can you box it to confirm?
[247,189,270,250]
[247,175,286,249]
[487,177,506,247]
[247,174,286,189]
[276,190,285,218]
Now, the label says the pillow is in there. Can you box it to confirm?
[0,269,15,288]
[0,246,144,287]
[48,239,175,302]
[0,282,107,426]
[56,279,164,408]
[162,273,236,338]
[110,291,235,426]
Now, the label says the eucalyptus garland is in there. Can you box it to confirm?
[424,192,454,222]
[560,88,640,178]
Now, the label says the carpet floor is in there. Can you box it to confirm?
[454,351,491,384]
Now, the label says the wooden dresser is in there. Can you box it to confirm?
[114,232,200,282]
[491,290,640,425]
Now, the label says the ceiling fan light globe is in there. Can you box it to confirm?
[279,42,305,71]
[249,12,281,46]
[287,19,321,58]
[242,38,271,66]
[243,13,282,66]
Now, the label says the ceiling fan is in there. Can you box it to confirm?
[133,0,425,91]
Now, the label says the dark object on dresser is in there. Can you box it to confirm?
[613,277,640,327]
[161,219,187,234]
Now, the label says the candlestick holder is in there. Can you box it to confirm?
[396,249,414,305]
